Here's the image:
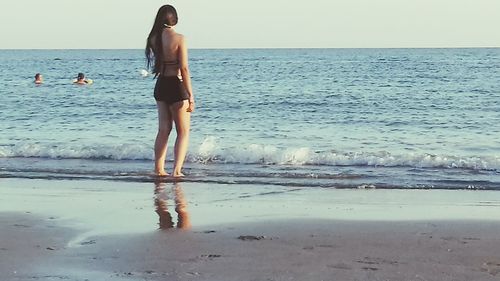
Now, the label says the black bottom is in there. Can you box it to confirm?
[154,76,189,104]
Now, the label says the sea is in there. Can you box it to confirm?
[1,48,499,189]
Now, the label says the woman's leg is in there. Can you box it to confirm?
[170,100,191,177]
[154,101,173,176]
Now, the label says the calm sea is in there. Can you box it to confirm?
[0,49,499,189]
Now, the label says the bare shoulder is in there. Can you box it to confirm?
[176,33,186,43]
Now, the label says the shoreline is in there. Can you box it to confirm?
[1,178,500,280]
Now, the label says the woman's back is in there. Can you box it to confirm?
[160,29,182,77]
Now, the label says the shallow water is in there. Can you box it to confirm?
[1,49,499,189]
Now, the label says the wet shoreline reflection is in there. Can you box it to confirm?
[154,180,191,230]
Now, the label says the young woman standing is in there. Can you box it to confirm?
[146,5,195,177]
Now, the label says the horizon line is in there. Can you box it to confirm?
[1,46,500,51]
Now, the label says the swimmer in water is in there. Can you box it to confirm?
[34,73,43,84]
[73,73,93,84]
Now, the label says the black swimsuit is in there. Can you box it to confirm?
[153,61,189,104]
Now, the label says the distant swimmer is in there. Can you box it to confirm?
[73,73,93,85]
[34,73,43,84]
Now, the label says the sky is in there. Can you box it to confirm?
[0,0,499,49]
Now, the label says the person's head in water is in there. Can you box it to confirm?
[74,72,93,85]
[34,73,43,84]
[145,5,179,76]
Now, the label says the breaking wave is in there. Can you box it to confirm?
[1,137,498,171]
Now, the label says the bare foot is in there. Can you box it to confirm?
[155,170,169,177]
[172,172,185,178]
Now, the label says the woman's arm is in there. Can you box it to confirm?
[178,35,195,112]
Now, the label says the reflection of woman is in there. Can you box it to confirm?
[154,181,191,229]
[146,5,195,177]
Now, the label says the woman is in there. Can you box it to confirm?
[146,5,195,177]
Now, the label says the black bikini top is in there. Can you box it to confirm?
[163,60,179,65]
[161,60,179,74]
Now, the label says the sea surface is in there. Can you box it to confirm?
[0,48,499,189]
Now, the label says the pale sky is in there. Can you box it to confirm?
[0,0,499,49]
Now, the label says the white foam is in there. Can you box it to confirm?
[0,143,152,160]
[1,140,499,171]
[139,69,149,77]
[190,138,500,170]
[197,136,218,161]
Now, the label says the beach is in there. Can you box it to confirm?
[1,0,499,277]
[2,178,500,281]
[1,48,499,280]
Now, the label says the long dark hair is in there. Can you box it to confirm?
[145,5,179,76]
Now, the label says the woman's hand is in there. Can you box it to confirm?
[187,101,195,112]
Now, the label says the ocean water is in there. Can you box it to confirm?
[0,48,499,189]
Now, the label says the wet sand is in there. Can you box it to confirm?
[1,178,500,280]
